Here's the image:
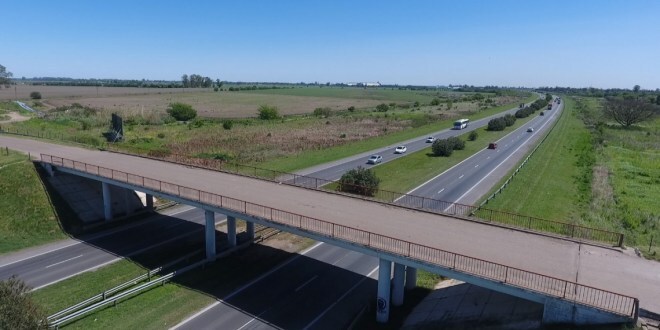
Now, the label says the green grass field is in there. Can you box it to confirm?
[479,96,659,257]
[0,149,67,253]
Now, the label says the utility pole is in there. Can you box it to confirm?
[14,86,17,99]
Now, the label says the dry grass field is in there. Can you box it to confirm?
[0,84,194,100]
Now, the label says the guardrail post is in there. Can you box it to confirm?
[618,234,624,248]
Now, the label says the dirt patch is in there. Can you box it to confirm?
[0,112,31,123]
[591,165,615,210]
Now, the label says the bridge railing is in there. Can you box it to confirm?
[41,153,638,318]
[109,148,625,247]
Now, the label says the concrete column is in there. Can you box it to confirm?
[205,210,216,260]
[376,258,392,323]
[42,163,55,177]
[405,266,417,290]
[392,263,405,306]
[146,193,154,211]
[124,189,133,216]
[227,216,237,247]
[246,221,255,240]
[102,182,113,221]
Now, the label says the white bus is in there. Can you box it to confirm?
[453,118,469,129]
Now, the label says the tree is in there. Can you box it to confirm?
[603,98,657,127]
[337,166,380,197]
[181,74,189,88]
[29,91,42,99]
[0,276,47,329]
[468,130,478,141]
[313,107,332,117]
[257,105,280,120]
[432,139,454,157]
[216,79,224,89]
[487,117,506,131]
[633,85,641,94]
[167,102,197,121]
[447,136,465,150]
[656,95,660,105]
[375,103,389,112]
[0,64,12,88]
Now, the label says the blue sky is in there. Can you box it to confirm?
[2,0,659,89]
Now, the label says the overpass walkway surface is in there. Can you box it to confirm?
[1,136,658,318]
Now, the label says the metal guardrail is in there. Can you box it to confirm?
[0,125,624,246]
[41,153,639,318]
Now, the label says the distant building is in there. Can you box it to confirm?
[347,81,381,87]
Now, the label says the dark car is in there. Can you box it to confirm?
[488,143,497,149]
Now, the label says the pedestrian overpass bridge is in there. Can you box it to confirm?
[3,136,657,326]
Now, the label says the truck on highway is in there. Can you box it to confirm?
[547,104,552,110]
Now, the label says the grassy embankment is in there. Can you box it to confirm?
[0,149,67,253]
[480,96,659,258]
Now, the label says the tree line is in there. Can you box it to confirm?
[181,74,215,88]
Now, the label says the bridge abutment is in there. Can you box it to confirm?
[377,258,392,323]
[145,193,154,211]
[205,210,216,260]
[124,188,134,216]
[542,298,634,325]
[227,216,237,247]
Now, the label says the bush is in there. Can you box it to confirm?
[432,139,454,156]
[157,133,166,138]
[468,131,478,141]
[488,117,507,131]
[430,98,440,106]
[213,87,219,92]
[222,120,233,130]
[29,91,41,99]
[0,277,47,330]
[167,102,197,121]
[348,106,355,112]
[447,136,465,150]
[313,107,332,117]
[375,103,389,112]
[503,114,516,126]
[337,166,380,197]
[413,101,420,107]
[257,105,280,120]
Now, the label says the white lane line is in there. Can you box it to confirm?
[170,242,324,330]
[458,174,464,179]
[437,188,445,194]
[487,156,490,159]
[0,205,195,269]
[302,266,379,330]
[295,275,319,292]
[44,255,83,269]
[475,165,479,168]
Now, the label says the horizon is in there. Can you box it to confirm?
[2,0,659,90]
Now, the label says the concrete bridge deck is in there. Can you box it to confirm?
[2,136,658,319]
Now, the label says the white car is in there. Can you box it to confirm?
[394,146,407,154]
[367,155,383,164]
[425,136,436,143]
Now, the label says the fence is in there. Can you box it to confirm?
[0,126,624,246]
[41,153,639,318]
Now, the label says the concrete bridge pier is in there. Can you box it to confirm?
[392,263,406,306]
[246,221,255,240]
[124,188,134,216]
[145,193,154,211]
[377,258,392,323]
[205,210,216,260]
[405,266,417,290]
[101,182,113,221]
[42,163,55,177]
[227,216,237,247]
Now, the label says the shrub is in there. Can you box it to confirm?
[413,101,420,107]
[375,103,389,112]
[337,166,380,197]
[157,133,166,138]
[213,87,219,92]
[447,136,465,150]
[468,131,478,141]
[313,107,332,117]
[167,102,197,121]
[503,114,516,126]
[0,277,47,329]
[430,98,440,106]
[487,117,507,131]
[29,91,42,99]
[432,139,454,156]
[222,120,233,130]
[348,106,355,112]
[257,105,280,120]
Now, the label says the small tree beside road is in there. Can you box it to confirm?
[603,98,658,127]
[0,277,47,329]
[167,103,197,121]
[337,166,380,197]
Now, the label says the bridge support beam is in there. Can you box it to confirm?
[205,210,216,260]
[124,189,134,216]
[246,221,255,241]
[102,182,113,221]
[145,193,154,211]
[405,266,417,290]
[376,258,392,323]
[227,216,237,247]
[392,263,405,306]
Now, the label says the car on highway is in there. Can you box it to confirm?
[527,127,534,132]
[540,111,545,116]
[367,155,383,164]
[425,136,436,143]
[488,142,497,149]
[394,146,407,154]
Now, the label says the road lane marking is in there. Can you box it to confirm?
[170,242,324,330]
[458,174,464,179]
[437,188,445,194]
[295,275,319,292]
[475,165,479,168]
[44,255,83,269]
[302,266,379,330]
